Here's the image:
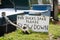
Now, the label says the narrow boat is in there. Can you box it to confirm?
[0,0,51,36]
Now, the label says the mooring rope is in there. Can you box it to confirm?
[3,14,30,34]
[5,16,24,29]
[2,12,24,31]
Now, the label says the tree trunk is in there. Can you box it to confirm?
[0,0,1,5]
[53,0,58,21]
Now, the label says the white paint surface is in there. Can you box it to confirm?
[0,8,24,18]
[0,8,48,18]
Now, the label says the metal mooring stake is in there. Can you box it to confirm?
[2,12,8,33]
[5,18,8,33]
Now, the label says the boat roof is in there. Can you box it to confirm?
[0,8,48,18]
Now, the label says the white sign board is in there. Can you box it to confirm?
[17,14,49,32]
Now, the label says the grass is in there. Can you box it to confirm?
[0,29,49,40]
[58,15,60,18]
[0,23,60,40]
[49,23,60,38]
